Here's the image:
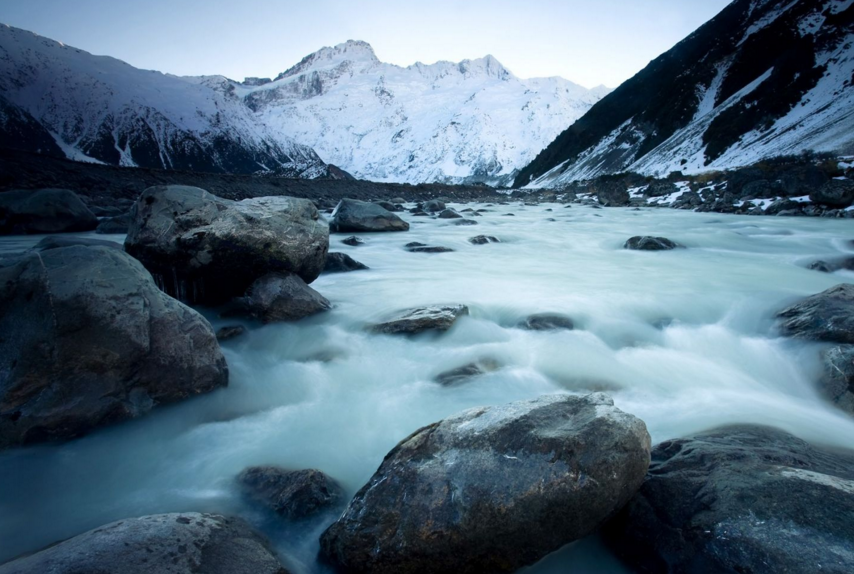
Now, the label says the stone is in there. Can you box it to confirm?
[405,242,454,253]
[423,199,445,212]
[238,466,344,520]
[437,209,462,219]
[810,179,854,208]
[0,188,98,234]
[216,325,247,341]
[342,236,364,246]
[330,199,409,232]
[435,358,501,386]
[518,313,575,331]
[95,212,131,234]
[324,252,369,273]
[819,345,854,416]
[370,305,469,335]
[237,273,331,324]
[32,235,121,252]
[624,236,683,250]
[468,235,500,245]
[320,393,651,574]
[777,284,854,344]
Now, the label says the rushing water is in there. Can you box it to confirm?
[2,203,854,572]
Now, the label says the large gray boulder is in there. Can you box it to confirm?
[320,393,651,574]
[603,425,854,574]
[0,245,228,449]
[124,185,328,305]
[0,513,288,574]
[236,272,331,323]
[777,284,854,343]
[0,188,98,234]
[330,199,410,233]
[810,179,854,208]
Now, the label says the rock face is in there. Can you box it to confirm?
[237,273,331,323]
[820,345,854,416]
[624,236,682,250]
[320,393,651,574]
[238,466,344,520]
[0,246,228,450]
[603,425,854,574]
[370,305,469,335]
[0,513,288,574]
[810,179,854,208]
[0,188,98,234]
[124,185,328,305]
[777,284,854,343]
[519,313,575,331]
[324,252,369,273]
[330,199,409,233]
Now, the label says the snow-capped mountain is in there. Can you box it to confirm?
[231,41,609,186]
[518,0,854,188]
[0,24,329,177]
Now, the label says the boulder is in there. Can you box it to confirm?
[453,219,478,226]
[596,182,630,207]
[32,235,121,252]
[238,466,344,520]
[320,393,651,574]
[0,188,98,234]
[819,345,854,416]
[435,358,501,386]
[236,273,331,324]
[810,179,854,208]
[95,212,131,234]
[603,425,854,574]
[643,181,678,198]
[764,198,805,216]
[391,197,406,205]
[330,199,409,233]
[423,199,445,212]
[370,305,468,335]
[0,513,287,574]
[373,200,402,212]
[124,186,328,305]
[405,242,454,253]
[624,236,683,250]
[0,246,228,449]
[518,313,575,331]
[468,235,500,245]
[437,209,462,219]
[777,284,854,343]
[216,325,247,341]
[342,236,365,246]
[324,252,369,273]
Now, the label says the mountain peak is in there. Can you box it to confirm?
[275,40,378,81]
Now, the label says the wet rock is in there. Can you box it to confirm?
[330,199,409,233]
[237,273,331,324]
[320,393,651,574]
[468,235,500,245]
[453,219,478,226]
[405,242,454,253]
[32,235,121,252]
[0,246,228,450]
[0,513,288,574]
[810,179,854,208]
[807,258,854,273]
[777,284,854,344]
[238,466,344,520]
[370,304,469,335]
[820,346,854,416]
[423,199,445,212]
[597,184,630,207]
[502,212,515,216]
[125,185,328,305]
[324,252,369,273]
[603,425,854,574]
[764,198,805,216]
[216,325,247,341]
[0,188,98,234]
[373,200,402,212]
[435,358,501,386]
[519,313,575,331]
[342,236,364,246]
[624,236,683,250]
[95,212,131,234]
[91,205,125,217]
[390,197,406,205]
[437,209,462,219]
[808,260,835,273]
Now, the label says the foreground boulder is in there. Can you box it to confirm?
[0,246,228,449]
[0,188,98,234]
[777,284,854,343]
[603,425,854,574]
[125,186,327,305]
[324,252,369,273]
[819,345,854,416]
[0,513,287,574]
[624,236,683,250]
[238,466,344,520]
[320,393,651,574]
[370,305,468,335]
[330,199,409,233]
[236,273,331,323]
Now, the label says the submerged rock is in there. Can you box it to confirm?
[324,252,369,273]
[519,313,575,331]
[237,273,331,323]
[216,325,247,341]
[0,513,287,574]
[238,466,344,520]
[624,236,683,250]
[125,185,328,305]
[437,209,462,219]
[603,425,854,574]
[342,236,364,246]
[0,246,227,450]
[0,188,98,235]
[453,219,478,226]
[405,242,454,253]
[320,393,651,574]
[777,284,854,343]
[435,358,501,386]
[469,235,500,245]
[819,345,854,416]
[370,305,469,335]
[330,199,409,233]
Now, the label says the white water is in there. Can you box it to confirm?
[2,204,854,572]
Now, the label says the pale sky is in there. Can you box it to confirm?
[0,0,731,89]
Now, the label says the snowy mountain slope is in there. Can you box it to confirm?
[0,24,329,177]
[519,0,854,189]
[232,41,608,185]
